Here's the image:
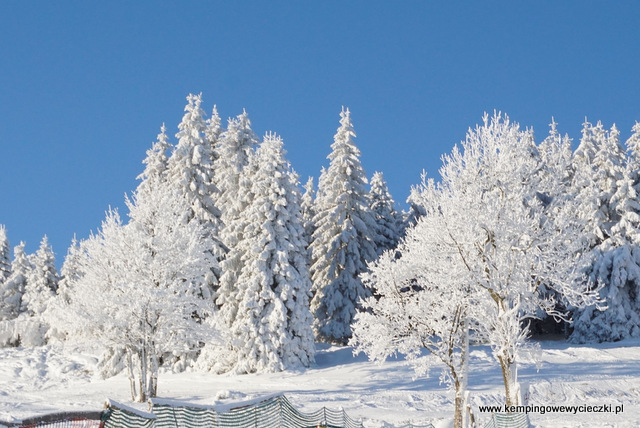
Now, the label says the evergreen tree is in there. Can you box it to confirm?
[405,182,428,227]
[137,124,171,202]
[21,236,58,317]
[57,237,83,305]
[0,242,31,321]
[215,109,260,248]
[215,110,260,321]
[0,225,10,284]
[368,171,403,255]
[165,94,224,297]
[592,123,626,238]
[571,123,640,342]
[309,108,378,344]
[300,176,316,253]
[205,105,222,163]
[571,120,602,248]
[537,119,574,196]
[222,134,315,373]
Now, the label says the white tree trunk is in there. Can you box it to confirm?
[453,320,470,428]
[499,355,519,408]
[150,347,159,398]
[126,349,137,402]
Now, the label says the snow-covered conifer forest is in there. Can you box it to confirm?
[2,95,640,427]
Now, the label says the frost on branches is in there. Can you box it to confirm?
[354,113,598,413]
[352,238,475,428]
[211,134,315,374]
[310,107,377,344]
[63,184,218,402]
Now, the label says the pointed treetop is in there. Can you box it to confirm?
[205,105,223,144]
[626,122,640,165]
[137,123,171,183]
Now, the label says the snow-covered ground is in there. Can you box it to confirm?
[1,339,639,427]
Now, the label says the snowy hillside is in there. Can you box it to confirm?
[1,339,639,428]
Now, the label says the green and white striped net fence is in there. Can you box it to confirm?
[150,394,364,428]
[482,412,530,428]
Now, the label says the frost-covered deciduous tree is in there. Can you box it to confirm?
[368,171,403,255]
[352,229,476,428]
[216,134,315,373]
[357,113,597,409]
[65,121,219,401]
[310,108,377,344]
[65,185,218,402]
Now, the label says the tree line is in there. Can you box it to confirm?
[1,97,639,416]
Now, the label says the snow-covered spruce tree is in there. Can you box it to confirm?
[592,124,626,238]
[205,105,222,163]
[138,124,171,201]
[405,184,428,227]
[214,111,260,324]
[368,171,403,255]
[351,220,477,428]
[0,226,10,284]
[0,242,31,323]
[198,111,261,373]
[214,109,260,250]
[165,94,224,299]
[65,190,218,402]
[43,236,83,343]
[56,237,82,306]
[0,242,34,346]
[537,119,574,198]
[309,107,377,344]
[300,176,316,254]
[21,236,58,317]
[571,123,640,342]
[218,133,315,373]
[8,236,59,346]
[570,120,621,248]
[375,113,596,408]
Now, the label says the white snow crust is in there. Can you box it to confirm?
[0,340,639,427]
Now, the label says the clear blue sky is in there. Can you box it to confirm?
[1,1,639,264]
